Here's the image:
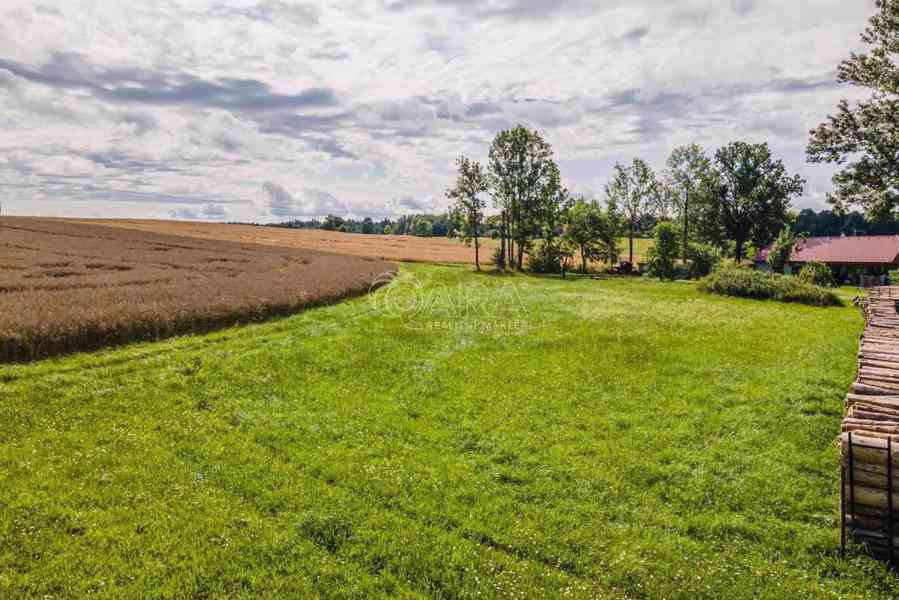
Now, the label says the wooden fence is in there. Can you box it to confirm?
[842,286,899,562]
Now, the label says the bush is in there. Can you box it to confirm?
[798,262,836,288]
[527,240,564,274]
[767,226,799,274]
[890,269,899,284]
[698,266,842,307]
[492,246,506,270]
[646,222,680,280]
[686,243,721,279]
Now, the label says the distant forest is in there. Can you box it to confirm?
[792,209,899,237]
[264,208,899,239]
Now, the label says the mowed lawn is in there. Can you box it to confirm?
[1,265,893,599]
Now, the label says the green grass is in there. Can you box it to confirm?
[0,264,894,599]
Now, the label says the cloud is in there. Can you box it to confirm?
[0,0,880,221]
[169,203,229,220]
[262,182,350,218]
[0,53,338,111]
[388,195,443,215]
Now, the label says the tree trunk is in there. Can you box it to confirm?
[735,238,745,262]
[581,246,587,274]
[474,229,480,271]
[683,190,689,265]
[517,240,525,271]
[500,214,507,270]
[628,221,635,266]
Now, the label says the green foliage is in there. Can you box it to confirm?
[706,142,805,261]
[491,244,506,270]
[686,242,721,279]
[382,225,393,235]
[890,268,899,284]
[487,126,560,269]
[2,264,886,598]
[412,218,433,237]
[447,155,489,269]
[526,239,565,274]
[699,266,843,306]
[808,1,899,219]
[321,214,345,231]
[562,199,604,273]
[605,158,660,265]
[646,221,680,280]
[799,262,837,288]
[767,226,800,274]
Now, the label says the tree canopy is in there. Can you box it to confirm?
[488,126,560,270]
[808,0,899,220]
[606,158,660,266]
[447,156,489,270]
[709,141,805,261]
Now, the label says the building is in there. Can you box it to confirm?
[755,235,899,285]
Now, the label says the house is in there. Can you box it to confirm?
[754,235,899,285]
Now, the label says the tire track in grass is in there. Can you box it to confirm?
[188,413,612,597]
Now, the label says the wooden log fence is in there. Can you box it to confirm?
[842,286,899,564]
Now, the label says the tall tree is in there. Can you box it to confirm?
[709,142,805,261]
[663,144,712,262]
[488,126,559,270]
[564,199,605,273]
[446,156,489,271]
[808,1,899,220]
[605,158,659,267]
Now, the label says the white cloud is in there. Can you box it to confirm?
[262,181,350,218]
[0,0,881,220]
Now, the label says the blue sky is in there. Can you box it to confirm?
[0,0,876,222]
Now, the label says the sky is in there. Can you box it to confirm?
[0,0,878,223]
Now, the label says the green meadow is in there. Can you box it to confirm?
[1,264,893,599]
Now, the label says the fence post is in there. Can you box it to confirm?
[841,463,846,560]
[889,437,895,565]
[848,432,855,549]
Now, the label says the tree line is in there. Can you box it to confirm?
[447,128,805,275]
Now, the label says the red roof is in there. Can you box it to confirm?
[756,235,899,265]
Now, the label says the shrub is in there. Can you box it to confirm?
[527,240,564,274]
[492,246,506,270]
[767,226,800,274]
[798,262,836,288]
[698,266,842,307]
[890,268,899,284]
[686,243,721,279]
[646,222,680,280]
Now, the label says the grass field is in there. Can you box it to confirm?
[1,264,890,599]
[0,218,393,361]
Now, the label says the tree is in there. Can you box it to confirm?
[606,158,660,266]
[563,199,605,273]
[412,218,433,237]
[767,225,801,274]
[808,1,899,220]
[707,142,805,261]
[361,217,374,234]
[447,156,489,270]
[488,126,559,270]
[647,221,680,280]
[321,214,345,231]
[664,144,713,262]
